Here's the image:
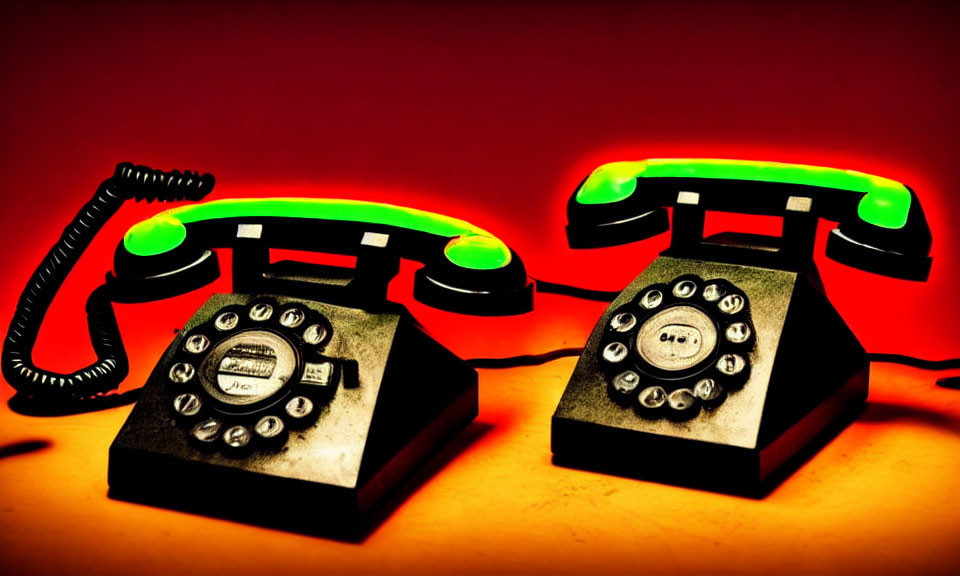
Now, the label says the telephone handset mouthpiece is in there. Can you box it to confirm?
[566,158,932,280]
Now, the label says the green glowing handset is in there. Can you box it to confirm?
[565,158,932,279]
[2,163,533,535]
[113,197,533,313]
[552,158,933,494]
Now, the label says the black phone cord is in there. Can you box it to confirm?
[532,278,620,302]
[468,348,960,387]
[2,164,214,402]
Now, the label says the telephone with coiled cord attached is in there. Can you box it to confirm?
[551,158,937,494]
[2,163,534,535]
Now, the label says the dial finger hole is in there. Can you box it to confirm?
[184,334,210,354]
[285,396,314,419]
[716,353,746,376]
[725,322,751,343]
[191,418,222,443]
[214,311,239,331]
[611,370,641,395]
[609,312,637,333]
[249,302,274,321]
[718,294,745,315]
[303,324,329,345]
[173,392,202,416]
[638,386,667,409]
[639,289,663,310]
[602,342,629,364]
[255,415,285,439]
[169,362,196,384]
[672,280,697,298]
[280,308,306,328]
[694,378,722,401]
[702,283,723,302]
[223,425,251,448]
[667,388,697,411]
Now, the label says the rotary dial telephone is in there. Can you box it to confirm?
[551,158,933,494]
[2,163,534,535]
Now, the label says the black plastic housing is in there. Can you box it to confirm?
[552,256,869,495]
[109,293,478,537]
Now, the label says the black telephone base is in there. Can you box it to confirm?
[108,293,477,537]
[553,372,867,496]
[551,257,869,495]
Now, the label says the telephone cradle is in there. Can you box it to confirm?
[2,164,533,535]
[552,159,932,494]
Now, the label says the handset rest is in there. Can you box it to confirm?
[566,159,932,280]
[110,198,533,315]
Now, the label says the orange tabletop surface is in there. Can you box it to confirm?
[2,357,958,576]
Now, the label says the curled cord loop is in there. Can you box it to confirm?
[2,163,214,402]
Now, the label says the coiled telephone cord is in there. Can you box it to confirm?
[2,164,214,402]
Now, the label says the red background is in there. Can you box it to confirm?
[1,1,958,575]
